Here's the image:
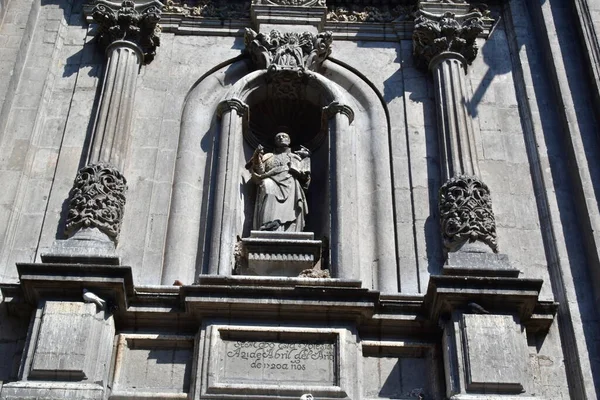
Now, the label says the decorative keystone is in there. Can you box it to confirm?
[413,9,483,70]
[93,0,163,63]
[244,28,333,71]
[439,175,498,253]
[65,163,128,243]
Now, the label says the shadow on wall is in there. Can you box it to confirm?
[469,14,513,117]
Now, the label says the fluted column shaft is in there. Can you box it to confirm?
[88,41,142,170]
[414,9,498,254]
[64,0,162,244]
[431,53,479,181]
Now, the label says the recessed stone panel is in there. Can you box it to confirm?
[462,314,527,393]
[199,323,355,399]
[111,334,194,399]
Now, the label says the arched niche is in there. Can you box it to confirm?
[163,61,398,292]
[207,67,357,280]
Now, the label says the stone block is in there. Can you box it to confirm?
[24,300,114,384]
[444,250,519,277]
[111,334,194,398]
[462,314,528,393]
[238,231,323,277]
[41,228,119,265]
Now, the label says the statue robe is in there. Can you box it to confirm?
[253,151,310,232]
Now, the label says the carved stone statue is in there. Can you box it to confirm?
[247,132,311,232]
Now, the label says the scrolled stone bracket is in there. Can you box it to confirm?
[438,174,498,254]
[323,101,354,124]
[217,98,249,118]
[65,163,128,243]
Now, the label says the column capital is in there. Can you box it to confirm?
[92,0,163,63]
[217,98,249,118]
[413,9,484,71]
[323,101,354,124]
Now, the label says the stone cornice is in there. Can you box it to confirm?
[83,1,493,41]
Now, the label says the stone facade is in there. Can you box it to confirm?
[0,0,599,399]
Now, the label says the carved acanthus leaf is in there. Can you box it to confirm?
[439,175,498,253]
[327,4,415,23]
[65,163,128,243]
[244,29,333,71]
[413,10,484,69]
[93,0,162,62]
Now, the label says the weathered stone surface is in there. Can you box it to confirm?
[462,314,528,393]
[0,0,596,399]
[26,301,115,383]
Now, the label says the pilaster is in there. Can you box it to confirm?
[413,6,513,273]
[414,3,555,399]
[43,0,163,263]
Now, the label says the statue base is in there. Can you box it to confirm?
[237,231,323,277]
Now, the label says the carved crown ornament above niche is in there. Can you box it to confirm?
[245,28,333,71]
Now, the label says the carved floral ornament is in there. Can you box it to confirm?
[253,0,325,5]
[413,9,484,70]
[327,4,415,23]
[439,175,498,253]
[92,0,162,62]
[65,163,128,243]
[244,28,333,71]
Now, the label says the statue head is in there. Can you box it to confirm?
[274,132,291,149]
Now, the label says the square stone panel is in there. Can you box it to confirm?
[462,314,527,393]
[111,334,195,399]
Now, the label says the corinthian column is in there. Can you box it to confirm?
[45,0,162,262]
[413,9,499,255]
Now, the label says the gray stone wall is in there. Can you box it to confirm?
[0,0,599,398]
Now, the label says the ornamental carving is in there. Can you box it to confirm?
[244,29,333,71]
[65,163,128,243]
[413,9,484,69]
[93,0,162,62]
[439,175,498,253]
[327,4,415,23]
[253,0,325,5]
[163,0,250,18]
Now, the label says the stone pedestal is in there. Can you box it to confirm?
[0,263,133,400]
[238,231,323,277]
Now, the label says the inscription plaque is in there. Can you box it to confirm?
[220,340,336,386]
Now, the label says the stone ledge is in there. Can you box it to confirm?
[16,263,134,311]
